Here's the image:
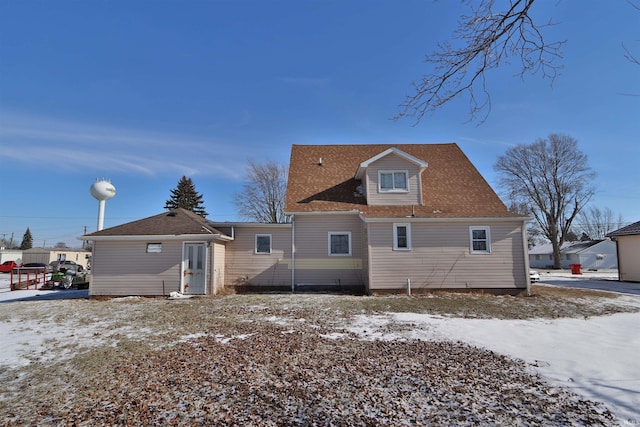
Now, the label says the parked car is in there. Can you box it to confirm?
[529,270,540,283]
[21,262,49,273]
[0,260,20,273]
[49,260,84,274]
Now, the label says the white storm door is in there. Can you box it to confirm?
[182,243,207,295]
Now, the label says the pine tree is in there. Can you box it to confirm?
[164,176,208,218]
[20,227,33,250]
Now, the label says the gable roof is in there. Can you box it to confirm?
[285,143,522,219]
[528,240,610,255]
[83,208,231,240]
[606,220,640,237]
[354,147,428,180]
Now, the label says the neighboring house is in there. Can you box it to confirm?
[83,143,531,296]
[0,249,23,264]
[529,240,617,270]
[607,221,640,282]
[21,248,91,270]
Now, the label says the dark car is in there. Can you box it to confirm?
[0,260,20,273]
[49,260,84,274]
[21,262,48,273]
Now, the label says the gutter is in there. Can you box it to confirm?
[284,210,361,216]
[360,215,531,223]
[80,233,234,242]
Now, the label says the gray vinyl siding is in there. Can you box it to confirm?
[365,153,422,206]
[225,226,292,287]
[293,214,366,286]
[90,240,183,296]
[368,221,527,290]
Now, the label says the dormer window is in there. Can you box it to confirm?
[379,170,408,192]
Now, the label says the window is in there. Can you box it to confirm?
[328,232,351,256]
[379,170,408,192]
[146,243,162,253]
[393,223,411,250]
[469,227,491,254]
[255,234,272,254]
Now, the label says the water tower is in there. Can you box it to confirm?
[90,179,116,231]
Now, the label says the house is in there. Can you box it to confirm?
[0,249,23,264]
[83,143,531,296]
[285,144,529,294]
[607,221,640,282]
[528,240,617,270]
[83,209,233,296]
[21,248,91,270]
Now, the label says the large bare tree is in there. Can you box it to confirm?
[395,0,564,124]
[234,160,288,223]
[575,207,626,240]
[495,134,595,268]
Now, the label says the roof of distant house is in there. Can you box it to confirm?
[606,220,640,237]
[528,240,612,255]
[285,143,523,219]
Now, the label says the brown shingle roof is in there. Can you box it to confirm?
[285,143,520,219]
[85,208,225,237]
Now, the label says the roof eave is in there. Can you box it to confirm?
[80,233,233,242]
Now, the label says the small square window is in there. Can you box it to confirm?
[469,227,491,254]
[329,232,351,256]
[255,234,272,254]
[146,243,162,253]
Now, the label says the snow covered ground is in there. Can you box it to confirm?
[1,273,639,423]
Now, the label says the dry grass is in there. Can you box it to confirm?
[1,288,636,425]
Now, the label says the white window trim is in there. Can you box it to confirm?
[255,234,272,254]
[469,226,491,254]
[328,231,352,256]
[393,223,412,251]
[378,170,409,193]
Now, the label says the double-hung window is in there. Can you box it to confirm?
[469,226,491,254]
[255,234,272,254]
[393,223,411,250]
[328,232,351,256]
[379,170,408,192]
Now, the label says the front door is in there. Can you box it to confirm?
[182,243,207,294]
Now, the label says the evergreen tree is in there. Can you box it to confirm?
[164,176,208,217]
[20,228,33,250]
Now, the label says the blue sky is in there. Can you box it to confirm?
[1,0,638,248]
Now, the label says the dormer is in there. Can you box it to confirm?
[354,147,428,206]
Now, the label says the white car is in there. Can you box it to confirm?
[529,270,540,282]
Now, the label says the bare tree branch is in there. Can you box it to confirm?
[395,0,565,124]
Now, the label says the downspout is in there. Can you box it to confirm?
[209,242,215,296]
[291,216,295,293]
[367,221,373,295]
[523,220,531,296]
[613,238,621,281]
